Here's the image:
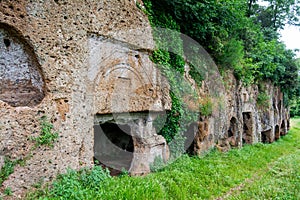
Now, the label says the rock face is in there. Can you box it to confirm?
[0,0,169,196]
[188,72,289,154]
[0,0,289,197]
[88,35,171,113]
[0,23,45,107]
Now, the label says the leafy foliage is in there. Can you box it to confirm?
[27,166,111,199]
[254,0,300,31]
[30,116,59,148]
[145,0,299,105]
[290,59,300,116]
[0,157,23,185]
[144,0,200,158]
[188,63,204,87]
[199,97,213,116]
[257,92,270,109]
[3,187,12,196]
[290,98,300,117]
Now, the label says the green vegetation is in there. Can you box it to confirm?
[0,157,23,185]
[290,58,300,117]
[26,166,111,200]
[257,92,270,109]
[145,0,200,158]
[142,0,300,155]
[0,116,58,197]
[23,1,300,199]
[227,152,300,199]
[144,0,299,101]
[199,97,213,116]
[227,117,300,199]
[256,86,270,109]
[290,97,300,117]
[0,157,25,198]
[3,187,12,196]
[150,156,166,172]
[26,118,300,199]
[30,116,59,148]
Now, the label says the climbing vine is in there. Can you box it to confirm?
[143,0,201,158]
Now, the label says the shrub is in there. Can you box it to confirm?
[4,187,12,196]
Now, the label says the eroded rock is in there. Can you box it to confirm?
[0,0,290,197]
[0,23,45,107]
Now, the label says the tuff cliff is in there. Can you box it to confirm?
[0,0,289,197]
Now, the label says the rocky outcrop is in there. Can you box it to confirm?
[0,23,45,107]
[0,0,169,196]
[0,0,289,197]
[188,72,289,154]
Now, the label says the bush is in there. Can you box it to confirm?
[4,187,12,196]
[219,38,244,70]
[290,98,300,117]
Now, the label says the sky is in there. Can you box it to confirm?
[280,25,300,58]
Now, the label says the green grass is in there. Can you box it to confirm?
[26,118,300,200]
[226,118,300,200]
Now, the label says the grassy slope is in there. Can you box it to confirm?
[226,118,300,200]
[27,118,300,200]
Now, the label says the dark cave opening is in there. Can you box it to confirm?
[280,120,286,136]
[94,121,134,175]
[242,112,253,144]
[100,122,134,152]
[261,129,272,143]
[228,117,238,138]
[275,125,280,140]
[228,117,238,147]
[184,122,198,155]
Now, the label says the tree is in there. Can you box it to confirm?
[145,0,300,105]
[255,0,300,31]
[247,0,258,17]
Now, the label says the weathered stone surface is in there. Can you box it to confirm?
[189,72,289,155]
[0,0,169,197]
[0,0,290,198]
[0,23,45,107]
[88,35,171,113]
[0,155,4,169]
[94,112,169,175]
